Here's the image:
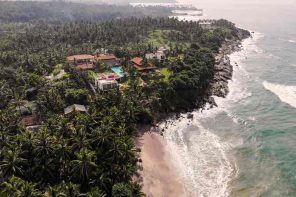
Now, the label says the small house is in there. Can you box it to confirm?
[64,104,87,115]
[95,79,118,92]
[155,50,166,63]
[131,57,156,72]
[66,54,95,69]
[145,46,168,63]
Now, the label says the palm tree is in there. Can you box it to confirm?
[55,139,72,180]
[48,181,82,197]
[70,129,90,152]
[70,148,97,191]
[1,176,43,197]
[90,127,113,149]
[32,129,56,183]
[0,148,26,178]
[33,128,54,159]
[86,187,106,197]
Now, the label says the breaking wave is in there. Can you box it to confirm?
[263,81,296,108]
[161,118,233,197]
[160,32,262,197]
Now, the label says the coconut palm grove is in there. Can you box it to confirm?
[0,1,249,196]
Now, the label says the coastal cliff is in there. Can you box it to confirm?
[211,28,251,99]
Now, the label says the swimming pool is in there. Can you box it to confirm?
[111,66,125,77]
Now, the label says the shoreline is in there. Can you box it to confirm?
[136,126,188,197]
[211,29,251,99]
[136,29,251,196]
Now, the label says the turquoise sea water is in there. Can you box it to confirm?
[163,0,296,196]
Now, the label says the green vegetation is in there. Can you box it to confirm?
[145,29,190,49]
[160,68,172,82]
[0,3,249,195]
[0,1,173,23]
[145,30,168,47]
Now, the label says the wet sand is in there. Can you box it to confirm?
[136,131,186,197]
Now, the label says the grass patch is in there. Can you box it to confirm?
[88,70,100,78]
[145,30,166,47]
[144,29,190,49]
[160,68,172,82]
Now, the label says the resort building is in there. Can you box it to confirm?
[64,104,87,115]
[96,55,120,67]
[66,54,95,69]
[145,46,168,63]
[131,57,156,72]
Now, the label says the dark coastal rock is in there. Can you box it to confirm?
[187,113,194,119]
[208,97,218,107]
[211,29,251,99]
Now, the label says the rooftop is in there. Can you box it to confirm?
[98,79,118,85]
[131,57,156,71]
[64,104,87,115]
[66,54,94,62]
[131,57,143,66]
[75,63,94,69]
[96,55,117,61]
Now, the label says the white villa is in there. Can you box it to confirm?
[145,46,169,63]
[95,79,118,91]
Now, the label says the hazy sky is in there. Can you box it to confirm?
[179,0,296,5]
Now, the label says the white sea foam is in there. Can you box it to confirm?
[263,81,296,108]
[161,118,233,197]
[279,38,296,44]
[161,32,263,196]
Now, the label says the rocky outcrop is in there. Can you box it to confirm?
[211,29,250,99]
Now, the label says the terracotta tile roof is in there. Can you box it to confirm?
[131,57,156,71]
[66,54,94,62]
[75,64,94,69]
[131,57,143,66]
[96,55,117,61]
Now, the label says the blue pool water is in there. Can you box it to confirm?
[111,66,125,77]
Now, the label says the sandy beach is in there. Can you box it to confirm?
[136,129,186,197]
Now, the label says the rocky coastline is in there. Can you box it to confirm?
[137,28,251,196]
[210,28,251,105]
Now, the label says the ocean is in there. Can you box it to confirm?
[162,0,296,196]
